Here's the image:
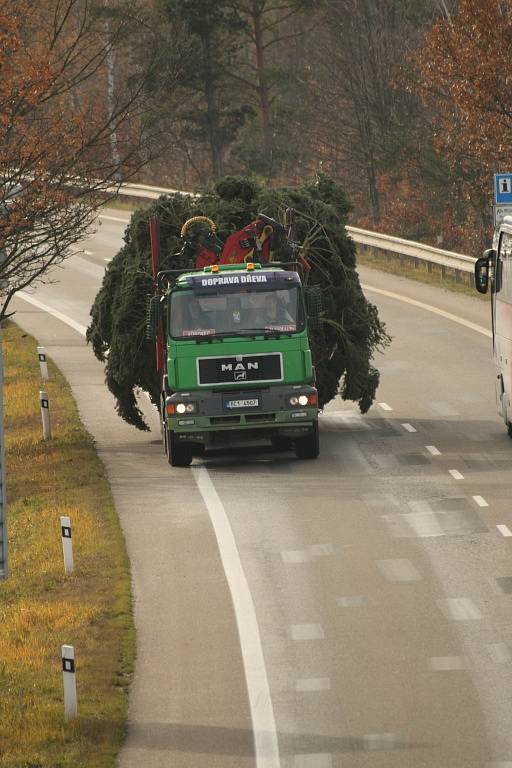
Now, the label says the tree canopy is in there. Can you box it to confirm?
[87,174,390,430]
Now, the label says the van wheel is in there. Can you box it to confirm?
[166,428,193,467]
[295,421,319,460]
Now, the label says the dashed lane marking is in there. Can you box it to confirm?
[429,656,466,670]
[295,677,331,692]
[440,597,482,621]
[426,445,441,455]
[402,423,417,432]
[290,624,325,641]
[473,495,489,507]
[497,525,512,537]
[449,469,465,480]
[376,558,422,582]
[378,402,393,411]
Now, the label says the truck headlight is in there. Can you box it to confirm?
[176,402,197,414]
[289,393,316,407]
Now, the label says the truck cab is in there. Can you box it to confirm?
[157,261,319,466]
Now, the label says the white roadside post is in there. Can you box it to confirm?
[39,390,51,440]
[60,516,74,574]
[37,346,49,380]
[61,645,78,719]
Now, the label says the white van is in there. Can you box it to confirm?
[475,216,512,437]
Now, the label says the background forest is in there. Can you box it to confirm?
[3,0,511,259]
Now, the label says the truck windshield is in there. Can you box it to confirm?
[170,286,305,339]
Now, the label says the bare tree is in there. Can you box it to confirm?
[0,0,180,321]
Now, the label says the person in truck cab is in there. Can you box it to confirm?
[259,292,294,327]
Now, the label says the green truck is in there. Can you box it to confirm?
[148,259,320,466]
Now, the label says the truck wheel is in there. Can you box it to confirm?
[295,420,319,460]
[507,422,512,439]
[166,427,193,467]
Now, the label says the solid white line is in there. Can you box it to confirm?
[426,445,441,456]
[192,467,280,768]
[378,402,393,411]
[99,213,131,224]
[497,525,512,537]
[473,495,489,508]
[401,423,416,433]
[362,284,492,338]
[18,292,88,337]
[449,469,464,480]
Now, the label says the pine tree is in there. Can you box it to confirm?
[87,175,390,430]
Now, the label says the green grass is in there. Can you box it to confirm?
[0,323,134,768]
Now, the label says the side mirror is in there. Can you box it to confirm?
[146,294,162,339]
[475,252,493,294]
[305,286,323,330]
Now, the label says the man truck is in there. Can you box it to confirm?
[148,236,321,467]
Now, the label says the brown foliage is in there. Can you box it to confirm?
[0,0,152,320]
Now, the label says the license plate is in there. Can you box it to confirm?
[224,397,260,410]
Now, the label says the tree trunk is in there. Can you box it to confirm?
[252,1,273,174]
[203,32,224,179]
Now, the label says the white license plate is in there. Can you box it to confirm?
[224,398,260,409]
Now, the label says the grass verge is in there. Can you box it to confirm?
[0,322,134,768]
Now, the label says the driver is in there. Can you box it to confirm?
[186,297,210,330]
[259,293,294,326]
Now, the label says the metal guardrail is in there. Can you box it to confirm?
[117,182,476,283]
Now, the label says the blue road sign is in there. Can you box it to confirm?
[495,174,512,204]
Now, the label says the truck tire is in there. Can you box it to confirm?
[166,427,193,467]
[507,422,512,439]
[295,420,319,460]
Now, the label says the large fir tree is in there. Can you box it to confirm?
[87,175,390,430]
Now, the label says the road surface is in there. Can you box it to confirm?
[13,210,512,768]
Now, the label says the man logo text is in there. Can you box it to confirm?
[221,362,259,372]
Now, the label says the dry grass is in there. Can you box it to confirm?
[0,323,134,768]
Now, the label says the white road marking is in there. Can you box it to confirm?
[362,284,492,338]
[294,755,332,767]
[497,525,512,537]
[84,249,94,255]
[376,558,422,582]
[281,550,310,564]
[426,445,441,456]
[336,596,366,607]
[449,469,465,480]
[104,258,112,262]
[440,597,482,621]
[18,293,88,336]
[99,213,131,224]
[295,677,331,692]
[488,643,511,663]
[363,733,398,750]
[473,495,489,507]
[193,467,280,768]
[429,656,465,670]
[308,543,336,557]
[378,402,393,411]
[401,423,416,432]
[290,624,325,641]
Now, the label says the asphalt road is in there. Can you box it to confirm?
[12,210,512,768]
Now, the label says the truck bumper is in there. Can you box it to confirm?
[165,384,318,446]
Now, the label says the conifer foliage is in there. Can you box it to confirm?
[87,176,390,431]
